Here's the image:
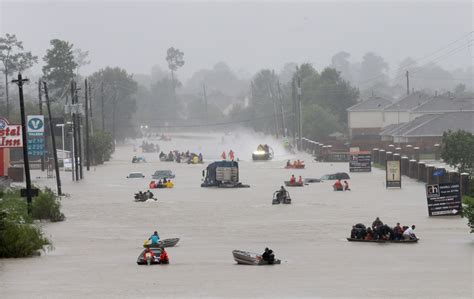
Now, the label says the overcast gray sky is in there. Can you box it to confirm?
[1,0,472,79]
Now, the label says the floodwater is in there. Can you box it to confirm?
[1,132,472,298]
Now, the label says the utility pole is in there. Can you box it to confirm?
[297,75,303,151]
[71,81,79,181]
[112,83,117,147]
[406,70,410,95]
[43,81,62,195]
[38,80,45,172]
[291,77,297,148]
[75,83,83,179]
[88,81,93,135]
[203,83,208,126]
[12,73,33,215]
[101,81,105,131]
[277,81,286,137]
[268,82,279,139]
[85,78,90,171]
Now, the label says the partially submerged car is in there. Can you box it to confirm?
[151,170,175,180]
[320,172,350,180]
[127,172,145,178]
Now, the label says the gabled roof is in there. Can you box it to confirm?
[403,111,474,137]
[380,114,439,137]
[347,96,393,112]
[412,96,474,113]
[383,92,431,111]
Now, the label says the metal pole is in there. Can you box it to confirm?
[12,73,33,214]
[43,81,62,195]
[75,84,83,179]
[85,78,90,171]
[38,80,45,172]
[297,76,303,150]
[406,70,410,95]
[277,80,286,137]
[101,81,105,131]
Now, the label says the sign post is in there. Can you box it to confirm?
[26,115,45,158]
[426,183,462,216]
[386,160,402,188]
[349,151,372,172]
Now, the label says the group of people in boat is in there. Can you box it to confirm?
[286,160,305,168]
[159,151,203,164]
[350,217,417,241]
[289,174,303,185]
[257,144,270,153]
[221,149,235,161]
[149,178,173,189]
[333,179,350,191]
[134,190,155,202]
[143,231,169,265]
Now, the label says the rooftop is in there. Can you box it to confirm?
[347,96,393,112]
[383,91,431,111]
[412,96,474,113]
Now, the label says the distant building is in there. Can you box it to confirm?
[347,96,393,139]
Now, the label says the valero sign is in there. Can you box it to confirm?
[0,117,23,148]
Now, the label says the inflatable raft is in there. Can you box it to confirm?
[346,238,419,243]
[284,181,304,187]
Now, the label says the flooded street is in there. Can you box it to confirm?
[1,133,472,298]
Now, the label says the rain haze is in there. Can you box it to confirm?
[0,1,473,299]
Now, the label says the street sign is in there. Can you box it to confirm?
[0,117,23,148]
[386,160,401,188]
[349,151,372,172]
[426,183,462,216]
[26,115,45,157]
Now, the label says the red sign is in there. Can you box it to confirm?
[0,118,23,148]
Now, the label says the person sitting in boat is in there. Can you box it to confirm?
[257,144,264,151]
[263,144,269,153]
[149,181,156,189]
[198,153,203,163]
[168,151,174,160]
[146,190,154,200]
[176,155,181,163]
[364,227,374,240]
[286,160,291,167]
[229,150,234,161]
[377,224,394,240]
[159,152,166,159]
[393,223,403,240]
[277,186,287,201]
[262,248,275,264]
[403,225,417,240]
[221,151,227,160]
[149,231,160,245]
[298,176,303,184]
[289,175,296,184]
[343,180,350,191]
[372,217,383,230]
[143,248,155,266]
[159,246,169,264]
[333,179,343,191]
[132,156,138,163]
[350,226,358,238]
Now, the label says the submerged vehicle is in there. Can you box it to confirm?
[272,189,291,204]
[152,170,175,180]
[320,172,350,180]
[132,156,146,163]
[144,238,180,248]
[201,161,250,188]
[136,248,161,265]
[304,178,321,183]
[346,238,419,243]
[232,250,281,265]
[252,144,274,161]
[127,172,145,178]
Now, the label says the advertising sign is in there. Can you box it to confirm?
[386,160,401,188]
[26,115,45,157]
[349,151,372,172]
[426,183,462,216]
[0,117,23,148]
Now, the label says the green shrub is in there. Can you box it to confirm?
[32,188,65,222]
[0,214,51,258]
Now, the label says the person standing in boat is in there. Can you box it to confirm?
[289,174,296,184]
[228,150,235,161]
[262,248,275,264]
[343,180,350,191]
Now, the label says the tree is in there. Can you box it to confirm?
[441,130,474,175]
[89,67,138,140]
[302,104,342,141]
[165,47,185,93]
[359,52,389,85]
[89,130,114,164]
[73,48,90,75]
[331,51,352,82]
[42,39,78,99]
[0,33,38,117]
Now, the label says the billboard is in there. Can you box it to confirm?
[26,115,45,157]
[349,151,372,172]
[426,183,462,216]
[386,160,401,188]
[0,117,22,148]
